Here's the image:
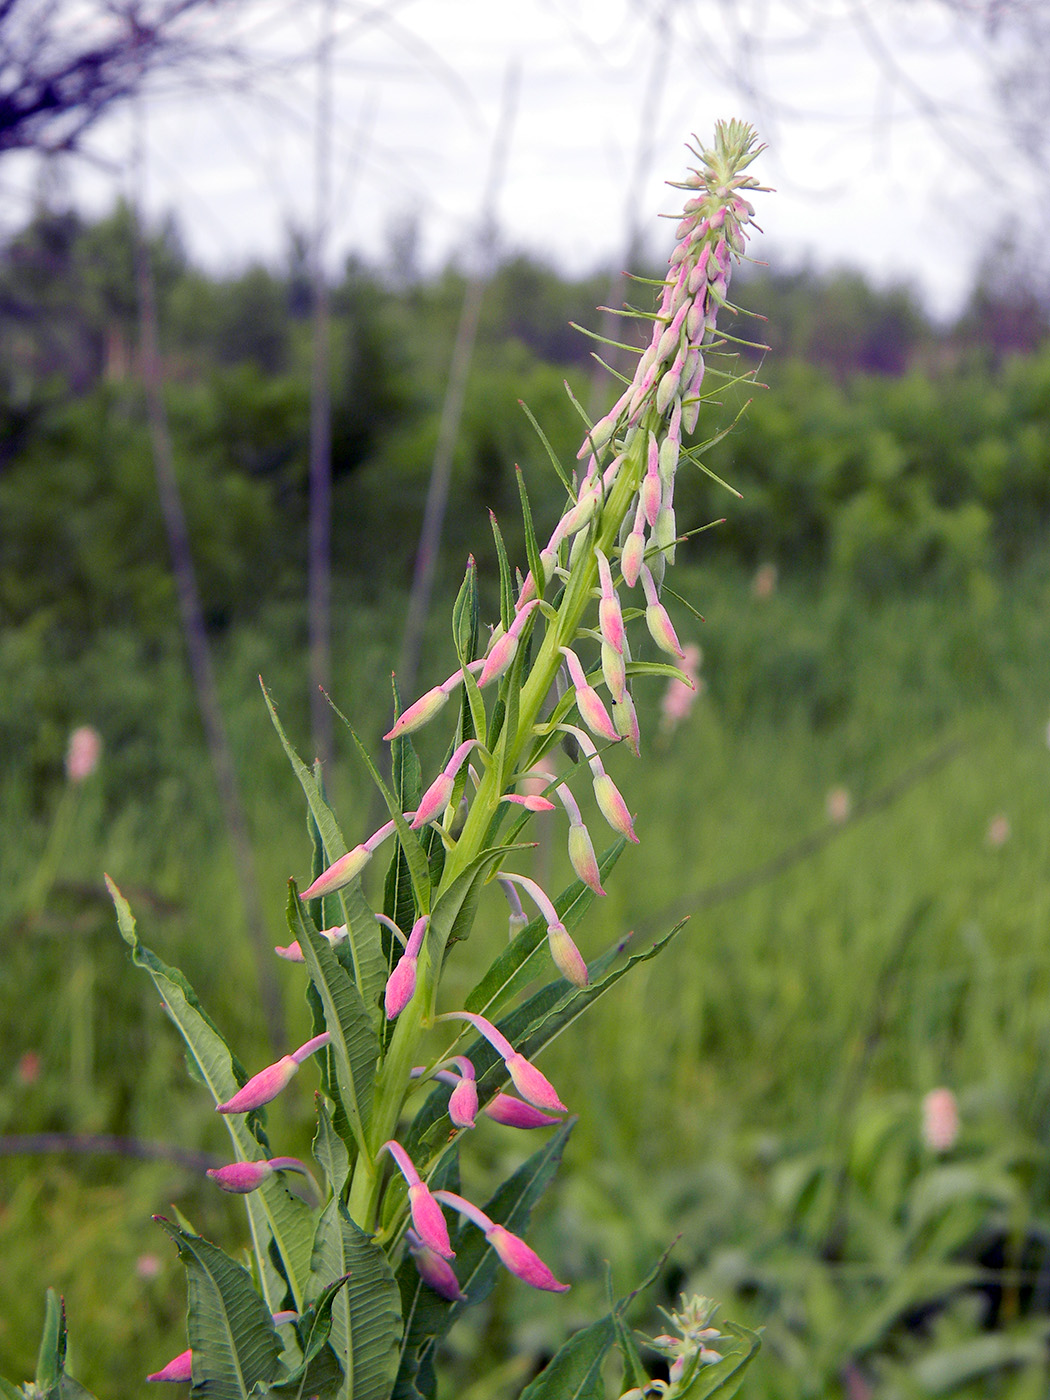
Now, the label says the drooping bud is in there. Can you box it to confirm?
[611,692,641,757]
[560,645,620,744]
[601,638,626,704]
[641,565,685,658]
[410,741,480,829]
[384,915,429,1019]
[406,1228,466,1301]
[498,876,530,940]
[556,783,605,896]
[595,548,625,654]
[592,770,639,844]
[275,923,348,963]
[496,868,588,986]
[300,821,396,901]
[206,1156,311,1195]
[215,1032,331,1114]
[483,1094,563,1129]
[477,600,540,689]
[380,1140,453,1258]
[433,1191,569,1293]
[436,1009,567,1113]
[147,1349,193,1383]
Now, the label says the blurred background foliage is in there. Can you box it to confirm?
[3,197,1050,1398]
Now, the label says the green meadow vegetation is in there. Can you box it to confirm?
[3,196,1050,1397]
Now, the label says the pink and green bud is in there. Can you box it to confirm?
[383,684,448,741]
[411,740,480,829]
[620,509,647,589]
[592,771,639,844]
[147,1349,193,1383]
[477,600,539,689]
[436,1009,567,1113]
[436,1056,478,1128]
[384,914,429,1019]
[433,1192,569,1293]
[611,692,641,757]
[206,1156,310,1194]
[275,923,348,963]
[557,783,605,897]
[300,820,396,900]
[547,921,589,987]
[653,503,677,564]
[483,1094,563,1129]
[501,792,556,812]
[381,1140,453,1258]
[560,645,619,744]
[601,639,627,704]
[406,1229,466,1302]
[641,565,685,658]
[215,1032,331,1114]
[595,548,625,653]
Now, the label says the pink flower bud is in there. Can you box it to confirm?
[406,1229,466,1301]
[547,921,589,987]
[483,1094,563,1129]
[922,1088,959,1152]
[385,915,428,1019]
[595,549,625,654]
[215,1033,330,1114]
[611,693,641,757]
[592,771,638,843]
[299,846,370,900]
[487,1223,570,1293]
[66,725,102,783]
[432,1191,569,1293]
[445,1058,479,1128]
[620,526,646,590]
[411,741,479,829]
[560,646,620,744]
[275,941,306,963]
[641,565,685,658]
[601,639,626,705]
[477,601,539,689]
[206,1160,275,1193]
[384,685,449,741]
[147,1348,193,1383]
[409,1180,453,1258]
[557,783,605,897]
[501,793,556,812]
[436,1007,567,1113]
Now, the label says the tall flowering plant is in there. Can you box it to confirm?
[6,121,767,1400]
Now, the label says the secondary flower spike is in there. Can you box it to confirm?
[215,1032,331,1114]
[380,1139,454,1258]
[433,1190,569,1292]
[437,1010,568,1111]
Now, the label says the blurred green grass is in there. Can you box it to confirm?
[3,557,1050,1396]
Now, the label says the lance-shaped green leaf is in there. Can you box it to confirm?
[263,682,387,1014]
[489,510,514,632]
[290,889,379,1161]
[108,878,314,1313]
[326,697,432,915]
[154,1219,282,1400]
[624,659,697,686]
[310,1204,402,1400]
[519,398,573,493]
[34,1288,66,1394]
[313,1097,351,1204]
[516,466,545,603]
[270,1275,350,1400]
[393,1123,573,1400]
[465,840,626,1021]
[674,1322,762,1400]
[451,554,480,666]
[517,1316,616,1400]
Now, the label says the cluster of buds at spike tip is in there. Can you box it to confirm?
[384,914,429,1018]
[275,922,347,963]
[299,818,398,901]
[496,870,589,986]
[433,1191,569,1292]
[380,1139,454,1258]
[437,1010,567,1113]
[215,1032,331,1114]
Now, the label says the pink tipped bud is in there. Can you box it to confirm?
[505,1052,567,1114]
[488,1223,570,1292]
[147,1349,193,1383]
[567,823,605,898]
[612,693,641,757]
[300,846,370,900]
[502,793,556,812]
[601,640,626,705]
[406,1230,466,1301]
[448,1073,479,1129]
[206,1160,275,1193]
[592,771,638,843]
[66,725,102,783]
[275,941,306,963]
[620,527,646,590]
[641,565,685,658]
[216,1055,299,1114]
[483,1094,563,1129]
[412,741,479,829]
[547,921,589,987]
[477,601,538,688]
[385,915,428,1019]
[560,647,620,743]
[653,503,677,563]
[384,685,449,741]
[409,1180,454,1258]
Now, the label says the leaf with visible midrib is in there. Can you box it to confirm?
[517,1317,616,1400]
[310,1205,402,1400]
[108,878,314,1314]
[154,1219,282,1400]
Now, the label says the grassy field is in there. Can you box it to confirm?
[3,554,1050,1397]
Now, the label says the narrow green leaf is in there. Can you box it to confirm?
[108,878,314,1313]
[515,467,545,602]
[310,1205,402,1400]
[313,1099,351,1203]
[270,1276,350,1400]
[155,1219,282,1400]
[489,510,514,632]
[451,554,480,666]
[290,889,379,1161]
[517,1317,616,1400]
[263,682,386,1011]
[326,700,432,915]
[384,683,424,937]
[519,398,573,493]
[34,1289,64,1391]
[625,659,695,685]
[461,662,487,750]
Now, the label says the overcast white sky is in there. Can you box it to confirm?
[8,0,1037,319]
